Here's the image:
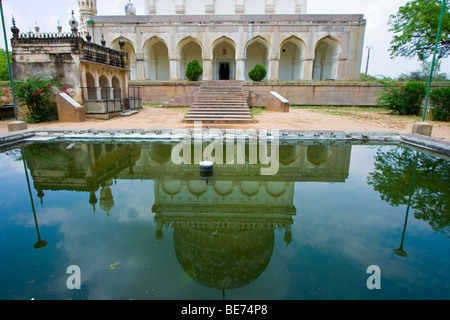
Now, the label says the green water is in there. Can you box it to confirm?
[0,140,448,300]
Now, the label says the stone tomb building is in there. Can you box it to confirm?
[79,0,366,82]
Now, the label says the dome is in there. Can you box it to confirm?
[125,1,136,16]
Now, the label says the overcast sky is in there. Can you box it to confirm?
[1,0,449,78]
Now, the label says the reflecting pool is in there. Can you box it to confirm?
[0,139,448,300]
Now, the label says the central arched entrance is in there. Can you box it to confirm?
[212,37,236,80]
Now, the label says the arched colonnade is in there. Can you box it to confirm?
[110,34,343,82]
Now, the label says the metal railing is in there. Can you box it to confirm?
[81,87,123,114]
[80,86,142,114]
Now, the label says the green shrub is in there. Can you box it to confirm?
[14,76,62,122]
[248,64,267,82]
[377,81,426,115]
[430,86,450,121]
[185,60,203,81]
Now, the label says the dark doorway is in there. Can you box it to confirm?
[219,63,230,80]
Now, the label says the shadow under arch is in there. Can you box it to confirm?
[313,35,342,81]
[143,36,170,81]
[176,36,204,80]
[279,35,307,81]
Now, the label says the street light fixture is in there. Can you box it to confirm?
[422,0,447,122]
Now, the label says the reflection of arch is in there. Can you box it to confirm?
[149,143,172,163]
[188,180,207,197]
[177,36,203,80]
[313,36,341,81]
[162,180,182,196]
[279,144,299,165]
[214,181,234,197]
[245,36,270,81]
[307,145,333,166]
[143,37,170,81]
[111,37,137,80]
[212,36,236,80]
[266,182,286,197]
[240,181,260,197]
[279,36,306,81]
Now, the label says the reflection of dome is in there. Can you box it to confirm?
[307,145,332,166]
[174,227,274,290]
[149,143,172,163]
[125,0,136,15]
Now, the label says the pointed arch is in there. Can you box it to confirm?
[143,36,170,80]
[245,36,271,81]
[211,36,237,80]
[279,35,307,81]
[313,36,342,81]
[111,37,137,80]
[177,36,204,80]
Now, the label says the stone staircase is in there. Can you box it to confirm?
[184,81,252,124]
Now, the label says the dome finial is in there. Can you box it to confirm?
[11,17,20,38]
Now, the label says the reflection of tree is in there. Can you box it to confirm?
[368,146,450,237]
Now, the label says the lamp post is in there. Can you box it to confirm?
[422,0,447,122]
[365,46,372,75]
[0,0,18,120]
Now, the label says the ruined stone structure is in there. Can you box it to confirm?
[79,0,366,82]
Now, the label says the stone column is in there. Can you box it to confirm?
[203,59,212,80]
[268,58,279,81]
[169,59,179,80]
[303,59,314,80]
[236,59,246,81]
[136,53,146,80]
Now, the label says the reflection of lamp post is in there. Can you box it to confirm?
[394,151,419,257]
[21,148,47,249]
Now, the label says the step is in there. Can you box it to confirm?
[185,118,253,124]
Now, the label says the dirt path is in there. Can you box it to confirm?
[1,106,449,140]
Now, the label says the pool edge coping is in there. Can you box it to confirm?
[1,128,449,156]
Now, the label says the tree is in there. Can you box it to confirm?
[185,60,203,81]
[0,49,12,81]
[368,146,450,237]
[388,0,450,62]
[248,64,267,82]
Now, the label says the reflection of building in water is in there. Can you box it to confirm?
[24,140,351,292]
[24,142,141,213]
